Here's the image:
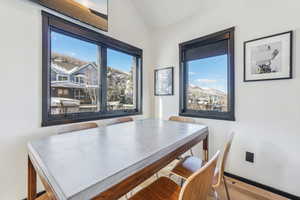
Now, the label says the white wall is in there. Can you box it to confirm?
[151,0,300,196]
[0,0,152,199]
[1,0,300,198]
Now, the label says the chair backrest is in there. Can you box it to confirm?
[109,117,134,125]
[179,151,220,200]
[214,132,235,187]
[57,122,98,134]
[169,116,196,123]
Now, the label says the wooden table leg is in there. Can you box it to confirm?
[28,156,37,200]
[203,135,209,161]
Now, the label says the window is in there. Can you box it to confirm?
[50,30,100,117]
[57,75,69,81]
[75,75,86,84]
[50,30,100,116]
[42,12,142,126]
[57,89,69,97]
[179,28,235,121]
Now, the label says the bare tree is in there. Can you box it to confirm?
[83,64,98,105]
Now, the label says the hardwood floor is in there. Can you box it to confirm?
[209,176,289,200]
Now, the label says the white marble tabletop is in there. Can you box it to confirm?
[28,119,208,200]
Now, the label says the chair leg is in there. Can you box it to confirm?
[212,187,219,200]
[223,176,231,200]
[180,178,184,187]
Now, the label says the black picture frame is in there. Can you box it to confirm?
[244,31,293,82]
[154,67,174,96]
[179,27,235,121]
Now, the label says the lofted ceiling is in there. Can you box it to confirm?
[131,0,204,29]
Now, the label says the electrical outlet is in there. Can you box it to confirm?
[246,152,254,163]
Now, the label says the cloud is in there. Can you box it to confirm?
[189,72,196,75]
[68,52,77,57]
[196,79,217,83]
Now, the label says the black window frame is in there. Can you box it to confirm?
[179,27,235,121]
[42,12,143,126]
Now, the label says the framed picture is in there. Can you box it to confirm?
[244,31,292,82]
[154,67,174,96]
[31,0,108,31]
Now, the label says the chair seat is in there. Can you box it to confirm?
[171,156,219,185]
[171,156,206,179]
[36,193,49,200]
[129,177,181,200]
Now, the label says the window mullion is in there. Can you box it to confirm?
[100,46,108,113]
[135,56,139,111]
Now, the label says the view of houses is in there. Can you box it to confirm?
[187,84,228,112]
[107,64,135,111]
[50,53,135,114]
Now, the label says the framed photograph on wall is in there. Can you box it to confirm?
[31,0,108,31]
[154,67,174,96]
[244,31,292,82]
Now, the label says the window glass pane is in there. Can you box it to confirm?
[50,31,100,115]
[107,48,136,110]
[187,54,228,112]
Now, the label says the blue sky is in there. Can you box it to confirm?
[107,49,133,72]
[51,31,133,72]
[188,54,228,93]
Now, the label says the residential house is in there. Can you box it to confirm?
[50,62,99,114]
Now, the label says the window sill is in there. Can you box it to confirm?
[179,111,235,121]
[42,111,142,127]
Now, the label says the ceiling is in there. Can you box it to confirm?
[131,0,203,29]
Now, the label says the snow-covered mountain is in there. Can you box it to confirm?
[188,85,226,97]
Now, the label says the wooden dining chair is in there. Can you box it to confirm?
[169,116,196,156]
[169,116,196,123]
[129,151,220,200]
[108,117,134,125]
[171,132,235,200]
[57,122,98,134]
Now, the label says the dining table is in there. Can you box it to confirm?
[27,119,209,200]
